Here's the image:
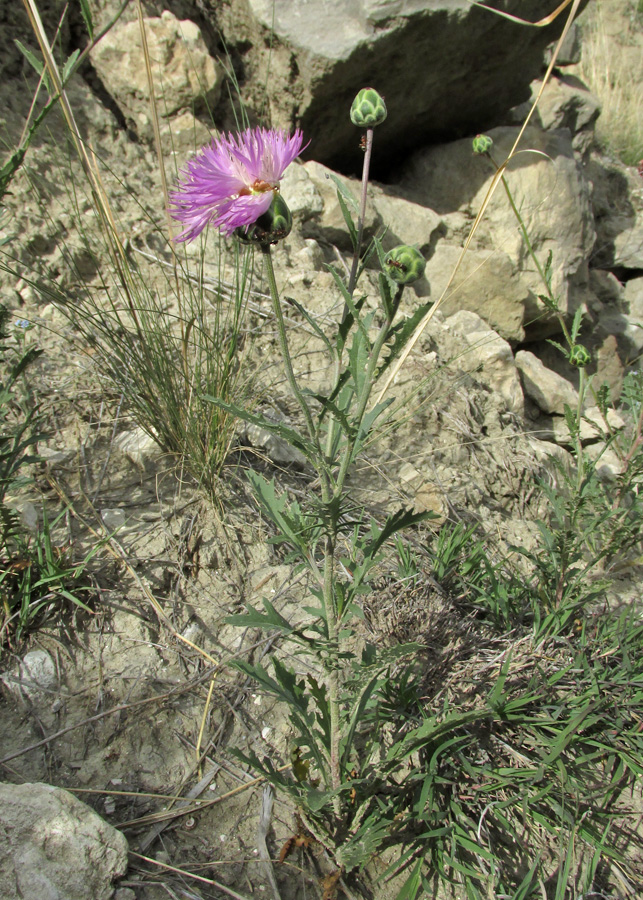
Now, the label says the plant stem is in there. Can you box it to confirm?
[348,128,374,297]
[490,152,574,342]
[261,244,319,451]
[335,290,401,496]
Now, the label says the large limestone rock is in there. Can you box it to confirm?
[589,157,643,272]
[445,310,524,414]
[90,10,223,141]
[515,349,579,415]
[0,782,128,900]
[400,125,595,339]
[211,0,586,170]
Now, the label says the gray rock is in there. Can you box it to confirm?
[100,508,127,532]
[160,110,213,159]
[588,269,624,308]
[545,21,582,67]
[589,157,643,272]
[526,74,600,155]
[423,243,529,342]
[213,0,584,169]
[90,11,223,141]
[280,161,324,222]
[1,650,57,702]
[401,126,595,339]
[624,275,643,321]
[371,186,442,254]
[0,782,128,900]
[515,350,579,415]
[584,442,623,481]
[299,160,379,249]
[294,159,441,258]
[243,411,307,467]
[39,445,75,468]
[537,406,625,447]
[115,427,162,470]
[446,310,524,414]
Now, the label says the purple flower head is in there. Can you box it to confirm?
[169,127,307,242]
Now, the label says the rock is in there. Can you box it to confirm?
[160,110,213,159]
[212,0,583,170]
[515,350,579,415]
[589,157,643,271]
[1,650,57,702]
[584,442,623,481]
[100,508,127,532]
[115,426,162,469]
[545,21,582,66]
[588,269,624,308]
[280,161,324,222]
[2,494,39,532]
[293,160,441,258]
[445,310,524,414]
[39,445,75,468]
[401,126,595,339]
[523,74,600,156]
[423,243,529,342]
[533,74,601,135]
[371,186,442,255]
[299,160,379,248]
[624,276,643,321]
[90,11,223,141]
[398,463,447,524]
[536,405,626,447]
[243,411,307,467]
[293,239,326,272]
[0,782,128,900]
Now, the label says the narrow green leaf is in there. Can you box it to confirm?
[377,301,434,378]
[393,859,423,900]
[62,49,81,84]
[328,173,359,213]
[202,394,316,462]
[225,598,298,636]
[14,40,50,92]
[79,0,95,40]
[340,672,382,769]
[285,295,335,356]
[337,190,358,250]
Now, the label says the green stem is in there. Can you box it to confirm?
[348,128,374,297]
[261,243,320,452]
[575,366,586,493]
[491,153,573,345]
[335,288,402,497]
[263,242,342,803]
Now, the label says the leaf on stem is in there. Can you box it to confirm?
[202,395,317,463]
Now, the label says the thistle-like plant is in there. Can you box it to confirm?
[171,105,439,871]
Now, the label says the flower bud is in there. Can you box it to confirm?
[235,193,292,245]
[569,344,591,368]
[383,245,426,285]
[350,88,387,128]
[472,134,493,155]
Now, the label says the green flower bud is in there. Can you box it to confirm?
[569,344,591,368]
[235,193,292,245]
[350,88,387,128]
[472,134,493,155]
[384,245,426,285]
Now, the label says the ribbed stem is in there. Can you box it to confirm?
[261,244,318,447]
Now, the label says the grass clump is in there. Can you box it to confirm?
[576,0,643,166]
[0,305,97,645]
